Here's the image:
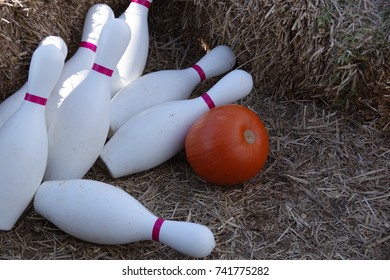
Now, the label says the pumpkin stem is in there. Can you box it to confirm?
[244,130,255,144]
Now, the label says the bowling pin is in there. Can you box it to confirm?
[0,36,67,128]
[100,69,253,178]
[45,4,115,128]
[34,179,215,258]
[44,19,131,181]
[109,45,236,137]
[0,45,64,231]
[110,0,153,97]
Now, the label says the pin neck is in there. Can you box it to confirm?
[132,0,151,9]
[152,218,165,241]
[79,41,97,52]
[92,63,113,77]
[201,93,216,109]
[24,93,47,106]
[191,64,206,82]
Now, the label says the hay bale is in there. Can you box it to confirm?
[165,0,389,128]
[1,0,388,126]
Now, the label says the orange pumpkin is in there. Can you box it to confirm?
[185,104,269,186]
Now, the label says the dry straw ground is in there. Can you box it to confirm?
[0,0,389,259]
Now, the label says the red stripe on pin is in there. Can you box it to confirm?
[24,93,47,106]
[92,63,113,77]
[201,92,216,109]
[192,64,206,82]
[79,41,97,52]
[152,218,165,242]
[132,0,151,9]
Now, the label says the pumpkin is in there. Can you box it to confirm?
[185,104,269,186]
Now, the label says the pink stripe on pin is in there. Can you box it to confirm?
[152,218,165,241]
[192,64,206,82]
[24,93,47,106]
[79,41,97,52]
[92,63,114,77]
[201,93,216,109]
[133,0,151,9]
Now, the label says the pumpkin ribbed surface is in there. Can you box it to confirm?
[185,104,269,186]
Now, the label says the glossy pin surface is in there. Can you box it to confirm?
[0,45,64,230]
[109,45,236,137]
[34,179,215,258]
[101,70,253,178]
[110,0,153,97]
[44,19,131,181]
[45,4,115,128]
[0,36,67,128]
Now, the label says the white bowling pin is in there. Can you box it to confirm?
[109,45,236,137]
[0,45,64,231]
[34,179,215,258]
[110,0,153,97]
[44,19,131,181]
[100,69,253,178]
[45,4,114,128]
[0,36,67,128]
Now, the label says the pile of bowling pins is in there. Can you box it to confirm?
[0,0,254,258]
